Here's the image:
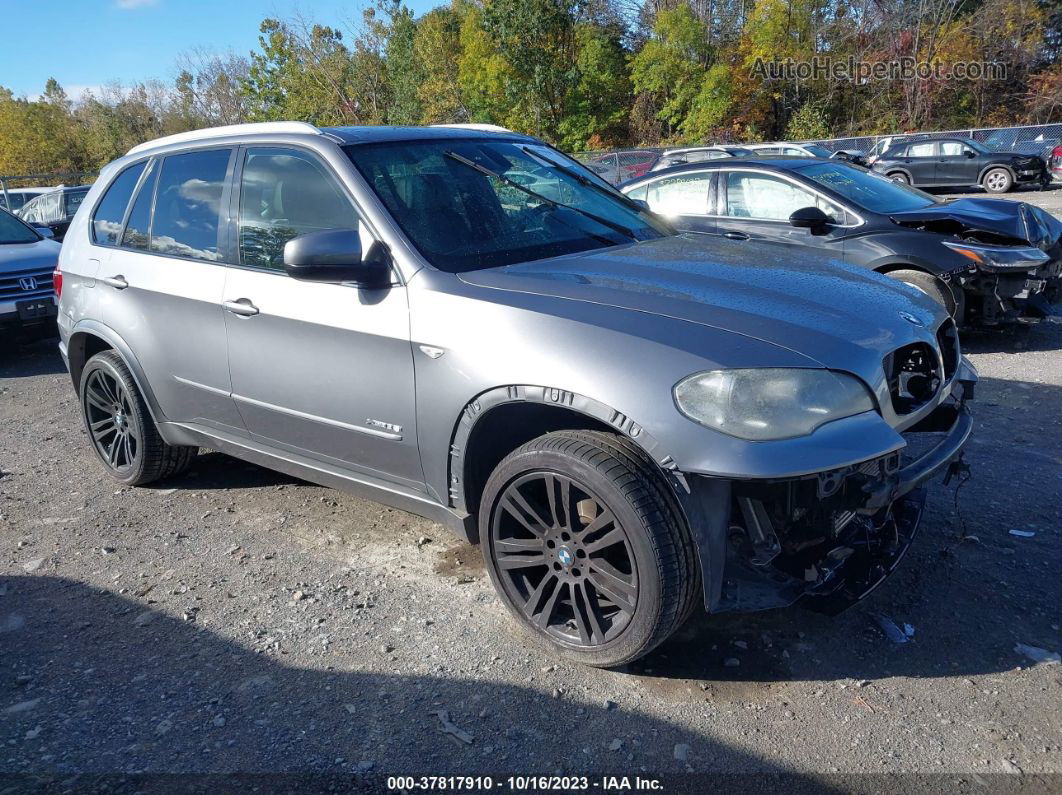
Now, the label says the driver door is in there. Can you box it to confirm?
[713,170,852,258]
[222,145,424,490]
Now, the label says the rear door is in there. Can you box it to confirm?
[629,170,715,235]
[221,145,423,489]
[713,168,853,258]
[96,147,242,431]
[901,141,939,185]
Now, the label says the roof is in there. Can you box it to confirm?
[124,121,537,157]
[617,157,837,187]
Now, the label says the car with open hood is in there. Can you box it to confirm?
[620,157,1062,326]
[56,123,974,667]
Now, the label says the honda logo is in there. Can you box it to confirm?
[19,276,38,291]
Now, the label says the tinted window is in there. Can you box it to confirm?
[64,190,88,217]
[0,209,39,244]
[150,149,231,262]
[724,172,839,220]
[645,173,711,215]
[92,162,146,245]
[238,147,358,271]
[122,160,158,250]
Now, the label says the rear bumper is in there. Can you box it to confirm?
[686,368,975,615]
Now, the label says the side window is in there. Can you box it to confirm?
[92,162,147,245]
[625,184,648,202]
[724,172,840,221]
[940,142,964,156]
[64,191,86,217]
[237,147,358,271]
[122,160,158,251]
[150,148,231,262]
[907,142,937,157]
[644,172,711,216]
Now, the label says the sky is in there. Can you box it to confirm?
[0,0,439,100]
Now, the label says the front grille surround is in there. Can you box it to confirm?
[936,318,960,382]
[0,268,55,301]
[884,342,941,414]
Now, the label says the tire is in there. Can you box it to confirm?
[887,172,910,184]
[79,350,197,486]
[884,268,959,319]
[982,167,1013,194]
[480,429,698,668]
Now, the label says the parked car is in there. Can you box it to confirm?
[620,158,1062,325]
[0,207,62,344]
[745,142,835,158]
[0,187,51,213]
[57,122,974,667]
[17,186,91,241]
[871,137,1049,193]
[649,146,754,171]
[829,149,870,168]
[584,150,660,184]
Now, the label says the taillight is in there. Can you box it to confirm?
[53,268,62,299]
[1052,146,1062,157]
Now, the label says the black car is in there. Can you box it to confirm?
[17,186,91,241]
[871,137,1049,194]
[620,158,1062,326]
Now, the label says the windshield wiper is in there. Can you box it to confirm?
[519,145,651,215]
[443,151,638,242]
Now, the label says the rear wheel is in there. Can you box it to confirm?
[884,268,959,319]
[79,351,197,485]
[480,430,698,668]
[982,167,1013,194]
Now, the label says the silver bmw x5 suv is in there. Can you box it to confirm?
[57,122,976,667]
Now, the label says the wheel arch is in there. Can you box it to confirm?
[67,321,164,425]
[978,163,1016,183]
[447,385,691,533]
[883,167,913,182]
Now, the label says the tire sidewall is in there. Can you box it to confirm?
[480,446,665,667]
[79,353,149,485]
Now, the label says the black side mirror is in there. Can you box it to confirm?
[283,229,391,287]
[34,226,55,239]
[789,206,832,231]
[965,150,976,158]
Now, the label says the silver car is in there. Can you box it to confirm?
[56,123,975,667]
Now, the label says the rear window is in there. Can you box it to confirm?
[149,149,231,262]
[92,162,147,246]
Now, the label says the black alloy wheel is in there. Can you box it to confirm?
[83,366,141,474]
[491,471,638,647]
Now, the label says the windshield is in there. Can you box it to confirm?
[800,162,939,213]
[0,209,41,244]
[345,139,670,272]
[966,139,990,154]
[804,145,832,158]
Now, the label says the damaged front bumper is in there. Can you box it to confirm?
[961,258,1062,324]
[685,363,975,616]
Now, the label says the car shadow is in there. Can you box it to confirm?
[148,450,303,491]
[627,373,1061,687]
[960,315,1062,355]
[0,575,827,784]
[0,336,64,378]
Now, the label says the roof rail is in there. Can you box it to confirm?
[126,122,321,156]
[430,123,513,133]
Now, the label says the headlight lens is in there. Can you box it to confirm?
[673,368,876,441]
[942,241,1049,270]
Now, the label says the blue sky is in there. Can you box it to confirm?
[1,0,439,99]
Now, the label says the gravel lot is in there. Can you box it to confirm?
[2,190,1061,788]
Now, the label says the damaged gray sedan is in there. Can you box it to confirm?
[58,124,974,667]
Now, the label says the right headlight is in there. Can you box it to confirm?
[941,241,1049,271]
[673,368,876,441]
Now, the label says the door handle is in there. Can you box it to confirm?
[100,275,128,290]
[223,298,259,317]
[723,231,749,241]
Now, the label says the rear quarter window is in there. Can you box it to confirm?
[92,162,147,246]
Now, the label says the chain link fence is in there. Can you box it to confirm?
[571,122,1062,184]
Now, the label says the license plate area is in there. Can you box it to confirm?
[16,298,57,320]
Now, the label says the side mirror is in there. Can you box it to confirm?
[632,198,651,211]
[34,226,55,239]
[283,229,391,287]
[789,206,832,231]
[965,150,976,158]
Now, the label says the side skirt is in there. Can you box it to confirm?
[159,421,476,542]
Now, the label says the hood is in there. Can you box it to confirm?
[889,198,1062,251]
[0,238,62,273]
[458,235,945,384]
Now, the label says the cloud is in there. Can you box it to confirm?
[115,0,159,8]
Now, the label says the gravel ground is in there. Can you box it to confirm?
[2,212,1062,787]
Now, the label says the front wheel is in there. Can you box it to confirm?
[888,172,910,184]
[480,430,698,668]
[982,167,1013,194]
[884,268,960,320]
[79,350,197,485]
